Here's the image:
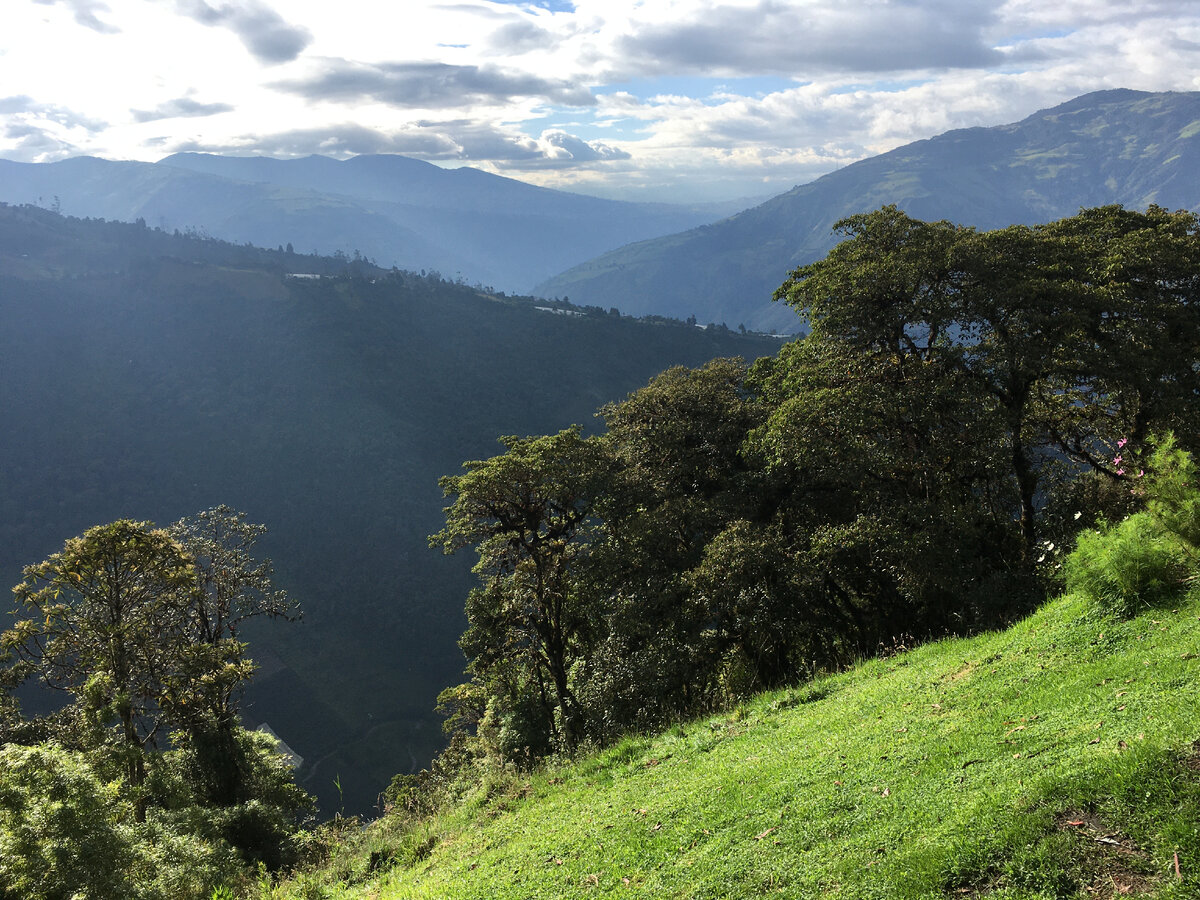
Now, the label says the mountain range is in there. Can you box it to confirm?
[0,152,744,295]
[4,91,1199,334]
[537,89,1200,332]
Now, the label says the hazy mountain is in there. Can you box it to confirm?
[0,203,780,815]
[0,153,743,294]
[536,89,1200,334]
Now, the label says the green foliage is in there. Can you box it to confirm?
[433,426,612,755]
[0,743,135,900]
[0,513,311,897]
[153,727,314,870]
[1065,436,1200,617]
[3,520,196,804]
[1144,433,1200,553]
[1063,513,1188,617]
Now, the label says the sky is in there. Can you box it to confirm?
[3,1,1200,203]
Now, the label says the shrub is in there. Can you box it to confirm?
[1145,433,1200,554]
[1063,512,1188,617]
[0,743,136,900]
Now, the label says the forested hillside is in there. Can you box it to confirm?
[0,153,740,294]
[0,203,780,815]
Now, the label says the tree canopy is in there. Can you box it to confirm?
[0,511,309,896]
[432,203,1200,769]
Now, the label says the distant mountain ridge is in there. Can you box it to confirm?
[536,89,1200,333]
[0,152,741,293]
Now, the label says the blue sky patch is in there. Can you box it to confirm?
[486,0,577,11]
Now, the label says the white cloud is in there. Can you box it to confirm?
[3,0,1200,199]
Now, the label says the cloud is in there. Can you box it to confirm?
[173,0,312,63]
[272,59,595,109]
[487,19,561,54]
[1,121,80,161]
[131,96,235,123]
[166,120,630,169]
[536,129,630,163]
[170,123,461,158]
[32,0,119,34]
[0,96,109,133]
[0,96,37,115]
[609,0,1002,78]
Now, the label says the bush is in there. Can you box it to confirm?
[1145,433,1200,553]
[1063,512,1188,617]
[0,743,136,900]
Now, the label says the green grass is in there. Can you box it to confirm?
[267,590,1200,899]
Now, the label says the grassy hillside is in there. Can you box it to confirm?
[269,589,1200,899]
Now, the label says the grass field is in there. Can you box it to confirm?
[268,588,1200,900]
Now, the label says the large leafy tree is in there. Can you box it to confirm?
[747,327,1016,650]
[584,358,767,730]
[773,204,1200,562]
[2,511,301,820]
[164,506,298,806]
[432,427,610,753]
[2,521,195,810]
[1040,205,1200,457]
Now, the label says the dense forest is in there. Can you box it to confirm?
[429,203,1200,770]
[3,202,1200,898]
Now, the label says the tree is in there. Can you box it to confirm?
[747,327,1019,648]
[773,204,1200,563]
[164,506,299,807]
[2,511,301,819]
[432,427,610,754]
[583,358,767,730]
[1040,205,1200,456]
[2,521,195,812]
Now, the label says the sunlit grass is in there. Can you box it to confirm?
[267,589,1200,899]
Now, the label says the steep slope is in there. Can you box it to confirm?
[0,204,781,815]
[537,89,1200,333]
[275,590,1200,898]
[0,153,738,293]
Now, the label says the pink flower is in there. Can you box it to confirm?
[1116,468,1126,476]
[1139,469,1145,477]
[1118,438,1128,449]
[1113,455,1123,466]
